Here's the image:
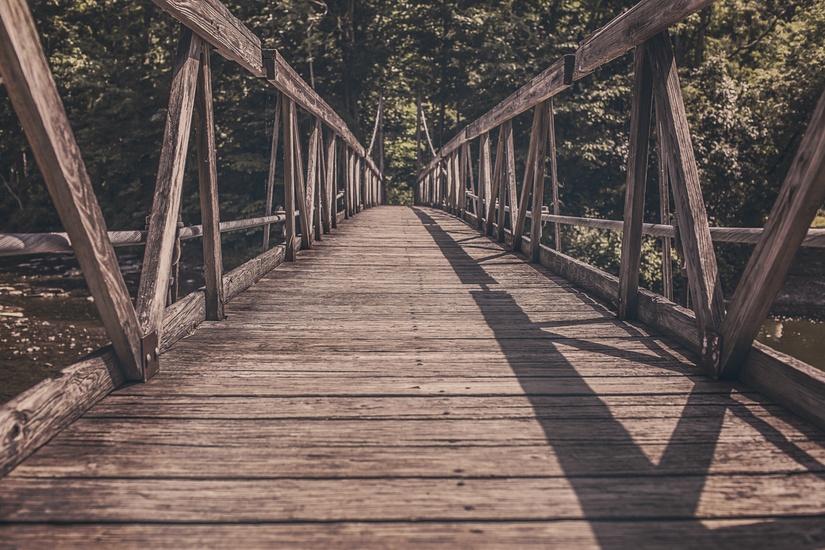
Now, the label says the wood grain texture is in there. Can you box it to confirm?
[574,0,716,79]
[647,31,724,364]
[618,46,654,321]
[281,97,297,260]
[0,0,143,379]
[150,0,262,76]
[194,44,224,322]
[512,105,543,252]
[4,207,825,546]
[530,100,551,263]
[262,92,282,250]
[719,89,825,378]
[478,132,492,231]
[137,28,203,337]
[548,99,561,254]
[304,118,321,242]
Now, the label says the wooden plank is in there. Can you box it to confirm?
[574,0,716,79]
[292,104,312,249]
[548,99,561,253]
[505,120,519,243]
[719,89,825,378]
[262,92,282,250]
[305,118,321,242]
[281,97,297,261]
[647,31,724,369]
[495,127,509,242]
[0,0,143,379]
[486,129,504,236]
[3,474,825,522]
[194,43,224,322]
[617,45,654,321]
[5,520,825,549]
[136,28,203,338]
[150,0,263,77]
[658,114,674,300]
[320,132,332,234]
[478,132,492,231]
[513,106,544,252]
[222,243,288,302]
[530,101,551,263]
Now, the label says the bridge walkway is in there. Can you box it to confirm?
[2,206,825,547]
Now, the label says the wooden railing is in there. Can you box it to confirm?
[0,0,382,474]
[417,0,825,430]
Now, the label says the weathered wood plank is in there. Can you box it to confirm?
[574,0,716,79]
[0,0,143,379]
[150,0,262,76]
[647,31,724,369]
[305,117,321,242]
[618,45,654,320]
[194,44,224,322]
[281,97,298,260]
[262,92,282,250]
[719,89,825,378]
[512,105,544,252]
[137,28,203,339]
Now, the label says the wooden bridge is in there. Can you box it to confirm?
[2,0,825,547]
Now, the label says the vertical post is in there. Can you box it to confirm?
[487,128,505,237]
[648,31,725,370]
[719,89,825,378]
[415,96,422,206]
[530,100,551,263]
[263,92,282,250]
[195,43,224,321]
[282,96,297,261]
[618,45,654,321]
[136,27,202,345]
[478,132,492,231]
[292,105,312,250]
[0,0,144,379]
[505,120,518,236]
[658,116,673,301]
[458,145,467,217]
[305,117,321,242]
[549,99,561,253]
[513,106,544,252]
[323,133,335,233]
[453,152,461,214]
[344,148,351,218]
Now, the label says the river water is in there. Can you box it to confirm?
[757,318,825,370]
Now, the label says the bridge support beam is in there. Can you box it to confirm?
[647,31,725,373]
[618,45,654,321]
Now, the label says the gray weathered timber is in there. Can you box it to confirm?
[505,120,519,244]
[478,132,492,231]
[281,97,297,261]
[137,28,203,338]
[618,46,654,321]
[719,89,825,378]
[548,99,561,253]
[292,103,312,249]
[657,115,674,301]
[647,31,724,368]
[530,101,551,263]
[194,44,224,322]
[262,92,282,250]
[305,118,321,243]
[512,106,544,252]
[574,0,716,79]
[3,207,825,547]
[150,0,262,76]
[0,0,143,379]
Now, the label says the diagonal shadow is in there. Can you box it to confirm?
[412,207,825,548]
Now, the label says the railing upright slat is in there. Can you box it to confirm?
[195,43,225,322]
[263,92,282,251]
[282,96,298,261]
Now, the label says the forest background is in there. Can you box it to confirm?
[1,0,824,295]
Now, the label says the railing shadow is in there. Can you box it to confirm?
[413,207,825,548]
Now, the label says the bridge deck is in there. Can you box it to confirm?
[2,206,825,547]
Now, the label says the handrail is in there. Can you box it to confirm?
[418,0,825,437]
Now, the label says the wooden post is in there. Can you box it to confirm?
[305,118,321,242]
[549,99,562,253]
[530,100,551,263]
[415,96,422,206]
[0,0,144,379]
[292,104,311,249]
[505,120,518,237]
[618,45,654,321]
[513,106,544,252]
[194,43,224,321]
[263,92,282,250]
[322,133,335,233]
[281,96,297,261]
[458,146,467,216]
[658,115,673,301]
[343,148,351,219]
[647,31,725,370]
[488,128,505,237]
[718,89,825,379]
[137,27,202,341]
[478,132,492,231]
